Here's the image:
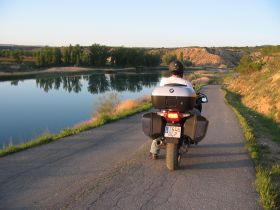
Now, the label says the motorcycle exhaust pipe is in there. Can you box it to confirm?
[156,139,164,146]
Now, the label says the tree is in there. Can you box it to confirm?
[52,47,62,65]
[62,47,71,65]
[179,51,184,62]
[73,44,82,66]
[43,46,53,65]
[111,47,128,66]
[144,52,161,67]
[183,56,193,67]
[34,46,53,67]
[35,51,44,66]
[12,50,23,64]
[234,54,263,73]
[162,53,177,65]
[89,44,109,66]
[184,60,193,67]
[81,48,92,66]
[126,48,145,66]
[68,44,74,65]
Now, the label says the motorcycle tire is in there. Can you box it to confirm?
[166,143,180,170]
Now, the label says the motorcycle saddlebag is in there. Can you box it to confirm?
[183,115,209,142]
[142,112,164,139]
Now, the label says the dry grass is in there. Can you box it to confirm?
[114,99,138,113]
[224,69,280,122]
[75,94,151,130]
[114,95,151,113]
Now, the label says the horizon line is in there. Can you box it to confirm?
[0,43,279,49]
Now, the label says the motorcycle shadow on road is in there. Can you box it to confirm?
[177,142,252,170]
[196,143,244,148]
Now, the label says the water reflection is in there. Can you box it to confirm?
[33,73,161,94]
[10,80,19,86]
[36,76,83,93]
[86,74,110,94]
[2,72,162,146]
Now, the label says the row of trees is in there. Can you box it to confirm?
[1,45,197,67]
[0,49,33,64]
[34,44,161,67]
[0,49,33,58]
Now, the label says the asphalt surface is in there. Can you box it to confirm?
[0,85,261,210]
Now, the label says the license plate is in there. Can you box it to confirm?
[164,126,181,138]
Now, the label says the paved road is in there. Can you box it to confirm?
[0,85,261,210]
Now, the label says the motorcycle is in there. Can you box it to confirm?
[142,84,209,170]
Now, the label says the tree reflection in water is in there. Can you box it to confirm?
[34,72,161,94]
[36,76,82,93]
[84,74,110,94]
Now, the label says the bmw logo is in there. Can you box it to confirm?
[169,88,174,93]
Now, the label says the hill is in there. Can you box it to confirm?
[225,46,280,122]
[150,47,243,68]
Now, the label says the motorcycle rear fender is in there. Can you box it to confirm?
[165,137,179,144]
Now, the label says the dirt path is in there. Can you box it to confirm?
[0,85,261,209]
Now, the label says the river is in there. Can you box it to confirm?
[0,71,164,147]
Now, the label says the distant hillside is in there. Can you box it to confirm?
[150,47,243,68]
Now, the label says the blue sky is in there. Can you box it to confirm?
[0,0,279,47]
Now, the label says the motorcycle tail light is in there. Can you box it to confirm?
[165,111,181,122]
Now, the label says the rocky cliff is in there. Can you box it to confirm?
[152,47,243,68]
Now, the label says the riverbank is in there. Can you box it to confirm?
[0,97,152,157]
[0,66,170,81]
[0,65,229,82]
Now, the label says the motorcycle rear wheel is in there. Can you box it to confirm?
[166,143,180,170]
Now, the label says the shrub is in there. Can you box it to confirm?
[162,53,177,65]
[234,54,263,73]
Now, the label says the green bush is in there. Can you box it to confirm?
[162,53,177,65]
[234,54,263,73]
[262,46,280,56]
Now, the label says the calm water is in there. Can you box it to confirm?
[0,71,162,146]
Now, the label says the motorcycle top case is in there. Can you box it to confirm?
[151,86,196,112]
[183,115,209,142]
[142,112,165,139]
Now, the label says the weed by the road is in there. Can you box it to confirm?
[224,88,280,210]
[95,92,120,116]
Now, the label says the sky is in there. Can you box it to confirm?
[0,0,280,47]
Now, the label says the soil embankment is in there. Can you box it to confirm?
[151,47,243,68]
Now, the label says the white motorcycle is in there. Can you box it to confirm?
[142,84,209,170]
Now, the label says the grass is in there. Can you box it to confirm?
[0,96,152,157]
[224,88,280,210]
[223,72,280,143]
